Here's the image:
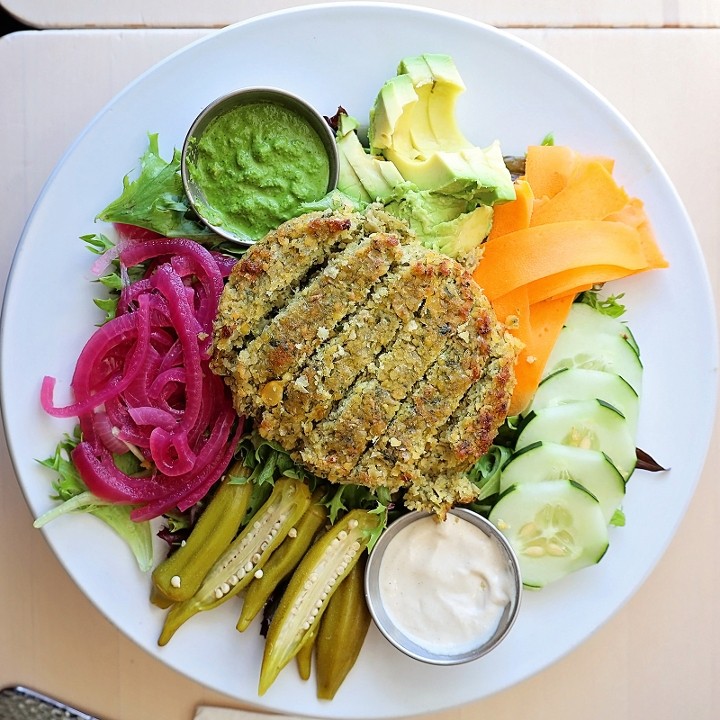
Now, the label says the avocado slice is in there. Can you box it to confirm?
[336,112,405,203]
[368,74,417,157]
[396,53,469,154]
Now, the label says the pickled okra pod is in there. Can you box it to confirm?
[149,583,174,609]
[315,553,370,699]
[258,508,380,695]
[236,490,329,632]
[295,628,316,681]
[158,477,312,646]
[152,462,252,604]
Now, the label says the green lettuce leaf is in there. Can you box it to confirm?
[35,428,154,572]
[464,444,514,514]
[577,289,626,318]
[82,232,147,324]
[96,133,214,241]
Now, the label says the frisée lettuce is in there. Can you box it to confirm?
[35,426,154,571]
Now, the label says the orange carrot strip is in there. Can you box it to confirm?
[505,292,576,416]
[488,179,534,240]
[524,145,578,199]
[473,220,648,300]
[605,198,669,269]
[525,266,635,305]
[490,285,530,334]
[524,145,614,200]
[529,160,629,226]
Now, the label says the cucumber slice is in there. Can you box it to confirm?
[516,399,636,480]
[543,329,643,395]
[565,302,640,355]
[529,367,639,434]
[489,479,609,588]
[500,441,625,523]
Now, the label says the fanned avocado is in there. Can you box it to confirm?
[330,54,512,261]
[369,53,515,206]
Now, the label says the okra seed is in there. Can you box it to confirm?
[170,575,181,588]
[221,582,231,594]
[252,553,262,564]
[288,527,298,538]
[229,574,239,585]
[349,519,359,529]
[244,561,254,573]
[214,588,224,599]
[338,530,348,541]
[260,541,269,552]
[254,569,264,579]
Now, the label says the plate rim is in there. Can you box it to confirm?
[1,3,718,717]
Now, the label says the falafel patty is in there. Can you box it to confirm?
[210,205,517,516]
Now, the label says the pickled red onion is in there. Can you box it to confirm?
[41,231,242,521]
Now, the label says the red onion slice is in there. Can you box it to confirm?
[42,233,241,521]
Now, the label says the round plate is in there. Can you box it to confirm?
[1,3,716,717]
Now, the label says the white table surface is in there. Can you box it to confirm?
[1,22,719,720]
[2,0,720,29]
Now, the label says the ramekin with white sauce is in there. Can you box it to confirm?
[365,507,522,664]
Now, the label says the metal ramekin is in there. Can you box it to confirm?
[181,86,339,246]
[365,507,522,665]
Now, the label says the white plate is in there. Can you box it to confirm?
[1,3,717,718]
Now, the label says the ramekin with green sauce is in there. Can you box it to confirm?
[182,87,339,245]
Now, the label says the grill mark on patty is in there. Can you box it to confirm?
[227,232,403,416]
[419,351,515,476]
[398,356,513,518]
[257,245,439,449]
[297,264,478,481]
[211,210,361,374]
[348,301,491,489]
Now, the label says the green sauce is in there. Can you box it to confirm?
[187,101,331,240]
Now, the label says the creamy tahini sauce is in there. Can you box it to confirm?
[378,513,514,655]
